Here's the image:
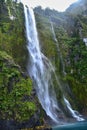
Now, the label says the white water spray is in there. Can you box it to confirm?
[64,97,84,121]
[50,18,84,121]
[50,18,66,75]
[24,5,61,123]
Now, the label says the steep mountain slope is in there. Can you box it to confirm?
[0,1,42,129]
[34,0,87,115]
[0,0,87,129]
[66,0,87,15]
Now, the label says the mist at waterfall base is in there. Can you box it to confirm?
[23,0,85,124]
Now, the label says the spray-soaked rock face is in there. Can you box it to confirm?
[24,5,60,123]
[23,3,85,124]
[34,0,87,118]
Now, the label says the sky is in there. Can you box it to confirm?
[22,0,79,12]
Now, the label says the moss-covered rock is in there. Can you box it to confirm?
[0,51,37,122]
[0,0,28,70]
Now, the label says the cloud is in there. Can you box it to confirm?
[22,0,78,11]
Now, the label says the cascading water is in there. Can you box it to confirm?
[4,0,85,126]
[23,3,84,123]
[23,5,62,123]
[50,18,66,75]
[50,18,84,121]
[15,0,85,122]
[63,97,84,121]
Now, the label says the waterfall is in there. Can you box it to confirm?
[50,18,66,75]
[24,5,61,123]
[63,97,84,121]
[50,18,84,121]
[23,3,84,123]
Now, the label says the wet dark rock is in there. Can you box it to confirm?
[0,120,18,130]
[0,114,41,130]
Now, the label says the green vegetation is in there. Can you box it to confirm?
[35,13,57,62]
[0,0,38,122]
[35,2,87,114]
[0,0,87,125]
[0,50,37,121]
[0,0,27,70]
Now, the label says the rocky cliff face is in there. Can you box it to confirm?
[34,0,87,115]
[0,0,87,129]
[0,0,43,129]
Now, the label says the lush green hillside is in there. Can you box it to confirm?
[0,0,40,126]
[0,0,87,129]
[0,0,28,70]
[0,51,37,121]
[34,0,87,115]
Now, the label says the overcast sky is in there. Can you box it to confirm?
[22,0,79,12]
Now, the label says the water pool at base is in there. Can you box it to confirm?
[52,121,87,130]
